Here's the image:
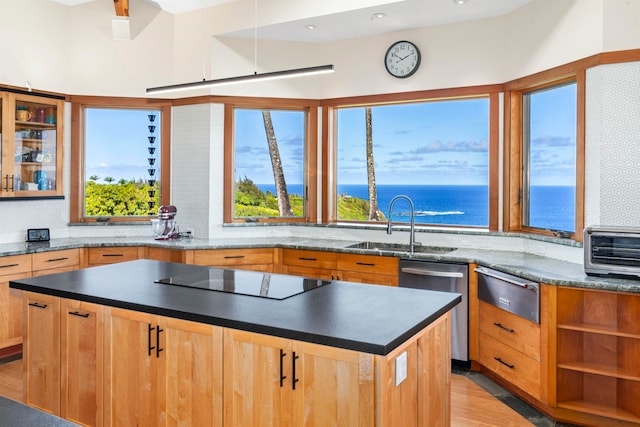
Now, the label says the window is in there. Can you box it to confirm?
[70,97,171,222]
[223,102,317,223]
[505,72,584,240]
[523,81,577,232]
[331,95,493,228]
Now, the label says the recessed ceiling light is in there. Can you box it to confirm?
[371,12,386,20]
[305,24,316,30]
[452,0,468,4]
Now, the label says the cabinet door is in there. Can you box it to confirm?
[0,254,32,351]
[193,248,274,272]
[87,247,141,266]
[2,93,64,197]
[23,292,60,415]
[61,299,103,427]
[161,316,223,427]
[223,329,292,427]
[104,308,161,427]
[32,249,80,276]
[291,341,374,427]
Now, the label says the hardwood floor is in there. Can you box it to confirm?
[0,357,535,426]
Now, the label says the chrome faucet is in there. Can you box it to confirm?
[387,195,416,253]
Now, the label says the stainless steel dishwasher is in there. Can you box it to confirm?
[399,259,468,365]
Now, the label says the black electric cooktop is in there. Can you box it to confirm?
[155,268,330,300]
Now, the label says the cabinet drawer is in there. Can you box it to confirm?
[478,332,540,399]
[479,300,540,360]
[282,249,337,270]
[193,248,273,267]
[87,247,139,265]
[0,254,32,276]
[32,249,80,272]
[337,253,398,275]
[339,270,398,287]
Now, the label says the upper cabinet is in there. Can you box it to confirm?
[0,92,64,198]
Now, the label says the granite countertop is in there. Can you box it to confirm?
[2,236,639,294]
[9,259,461,355]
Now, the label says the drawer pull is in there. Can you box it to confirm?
[102,253,124,257]
[494,357,514,369]
[475,266,534,289]
[69,311,90,318]
[224,255,245,259]
[493,322,514,333]
[402,267,463,278]
[47,257,69,262]
[356,262,375,267]
[299,257,317,261]
[28,302,48,309]
[279,349,287,387]
[0,263,19,269]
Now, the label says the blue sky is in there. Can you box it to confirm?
[85,108,160,182]
[86,88,576,188]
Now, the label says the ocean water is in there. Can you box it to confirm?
[256,184,575,231]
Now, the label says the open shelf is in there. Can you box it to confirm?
[558,362,640,382]
[558,322,640,339]
[557,400,640,424]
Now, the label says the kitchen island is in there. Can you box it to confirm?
[10,259,460,427]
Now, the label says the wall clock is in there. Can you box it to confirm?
[384,40,421,78]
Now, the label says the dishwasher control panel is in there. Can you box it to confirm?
[475,266,540,324]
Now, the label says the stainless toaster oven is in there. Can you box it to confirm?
[584,226,640,279]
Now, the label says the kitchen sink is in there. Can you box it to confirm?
[346,241,456,254]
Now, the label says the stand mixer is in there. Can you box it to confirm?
[151,205,179,240]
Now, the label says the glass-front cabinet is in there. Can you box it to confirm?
[0,92,64,198]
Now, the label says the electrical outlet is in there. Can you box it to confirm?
[395,351,407,386]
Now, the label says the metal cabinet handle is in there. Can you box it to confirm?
[475,266,535,289]
[401,267,463,278]
[279,349,287,387]
[69,311,90,318]
[3,175,8,192]
[494,357,514,369]
[0,263,19,269]
[356,262,375,267]
[28,302,48,309]
[292,351,300,390]
[299,257,317,261]
[47,257,69,262]
[103,253,124,257]
[493,322,514,333]
[156,326,163,358]
[148,324,156,356]
[223,255,245,259]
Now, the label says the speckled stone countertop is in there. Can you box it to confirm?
[2,235,639,294]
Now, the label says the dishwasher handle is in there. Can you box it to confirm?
[474,266,535,289]
[401,267,464,278]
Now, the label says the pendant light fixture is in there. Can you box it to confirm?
[146,0,334,95]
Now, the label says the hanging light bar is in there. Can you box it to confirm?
[146,64,334,95]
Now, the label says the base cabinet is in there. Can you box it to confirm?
[103,307,223,427]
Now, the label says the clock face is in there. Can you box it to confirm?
[384,41,421,78]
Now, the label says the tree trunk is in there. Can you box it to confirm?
[262,110,293,216]
[365,107,380,221]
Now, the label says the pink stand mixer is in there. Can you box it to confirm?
[151,205,179,240]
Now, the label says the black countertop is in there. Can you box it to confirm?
[9,259,461,355]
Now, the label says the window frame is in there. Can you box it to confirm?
[503,69,585,241]
[223,98,319,224]
[69,96,172,223]
[321,86,500,230]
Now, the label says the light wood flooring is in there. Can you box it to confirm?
[0,358,535,426]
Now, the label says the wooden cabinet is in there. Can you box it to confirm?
[1,92,64,198]
[478,300,541,400]
[336,252,398,286]
[192,248,274,272]
[104,307,222,427]
[552,287,640,426]
[86,247,142,266]
[145,247,184,263]
[23,291,60,415]
[60,299,103,427]
[32,249,80,276]
[223,328,375,427]
[0,254,31,354]
[282,249,398,285]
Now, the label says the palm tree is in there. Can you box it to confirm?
[262,110,293,216]
[365,107,380,221]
